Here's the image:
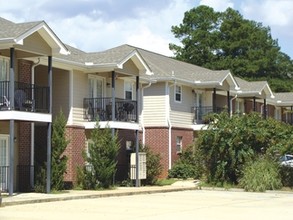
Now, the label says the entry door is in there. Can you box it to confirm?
[0,135,9,191]
[194,92,203,120]
[88,76,104,109]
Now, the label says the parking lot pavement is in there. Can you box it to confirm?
[1,190,293,220]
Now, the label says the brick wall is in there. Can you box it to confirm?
[144,127,194,178]
[18,122,31,165]
[144,127,169,178]
[171,127,194,165]
[18,59,32,83]
[64,126,86,183]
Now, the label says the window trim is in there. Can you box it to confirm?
[176,136,183,154]
[124,80,134,100]
[174,85,182,103]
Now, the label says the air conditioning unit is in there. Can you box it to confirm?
[130,152,146,180]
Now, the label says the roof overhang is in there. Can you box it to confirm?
[0,21,69,55]
[118,50,153,75]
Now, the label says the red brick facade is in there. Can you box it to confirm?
[144,127,194,178]
[64,126,86,183]
[18,59,32,83]
[18,122,31,165]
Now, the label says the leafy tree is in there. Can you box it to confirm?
[140,145,162,185]
[82,124,120,189]
[168,145,204,179]
[170,5,293,89]
[51,110,69,191]
[197,112,293,185]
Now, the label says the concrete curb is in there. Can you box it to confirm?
[1,186,198,207]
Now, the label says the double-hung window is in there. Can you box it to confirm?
[176,136,183,154]
[175,85,182,102]
[124,81,133,100]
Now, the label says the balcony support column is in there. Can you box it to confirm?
[46,56,52,194]
[135,76,140,187]
[8,48,15,196]
[291,106,293,124]
[111,71,116,136]
[212,88,216,112]
[263,98,267,119]
[227,91,230,115]
[253,97,256,111]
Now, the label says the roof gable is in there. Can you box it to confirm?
[0,17,68,55]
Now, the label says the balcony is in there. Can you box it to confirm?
[0,81,49,113]
[193,106,226,124]
[84,97,137,122]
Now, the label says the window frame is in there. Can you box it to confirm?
[176,136,183,154]
[124,80,133,100]
[174,85,182,103]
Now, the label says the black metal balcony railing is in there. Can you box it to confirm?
[84,97,137,122]
[193,106,226,123]
[0,81,49,113]
[0,166,9,192]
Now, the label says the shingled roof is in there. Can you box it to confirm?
[92,44,238,90]
[232,77,274,99]
[0,17,68,55]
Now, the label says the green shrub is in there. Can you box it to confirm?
[168,163,195,179]
[239,157,282,192]
[279,165,293,188]
[34,165,46,193]
[141,145,162,185]
[168,145,204,180]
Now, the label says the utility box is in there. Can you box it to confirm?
[130,152,147,180]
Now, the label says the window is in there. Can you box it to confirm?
[0,57,9,81]
[0,135,9,191]
[88,75,105,114]
[176,136,183,154]
[175,85,182,102]
[124,81,133,100]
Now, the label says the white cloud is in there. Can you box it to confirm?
[199,0,234,11]
[241,0,293,26]
[240,0,293,57]
[0,0,292,58]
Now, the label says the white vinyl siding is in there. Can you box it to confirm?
[143,83,167,126]
[72,71,89,125]
[170,85,194,127]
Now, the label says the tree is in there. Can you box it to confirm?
[170,6,293,88]
[197,112,293,185]
[82,124,120,189]
[51,110,69,191]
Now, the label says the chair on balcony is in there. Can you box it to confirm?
[122,102,134,121]
[14,89,33,111]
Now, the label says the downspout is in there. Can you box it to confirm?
[141,81,152,146]
[30,58,40,189]
[167,81,175,170]
[230,94,237,117]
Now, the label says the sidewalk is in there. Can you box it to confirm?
[1,180,199,207]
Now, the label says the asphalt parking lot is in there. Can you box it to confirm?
[1,189,293,220]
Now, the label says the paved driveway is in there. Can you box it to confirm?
[1,190,293,220]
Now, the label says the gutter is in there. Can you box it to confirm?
[141,81,153,146]
[230,94,237,117]
[30,58,40,189]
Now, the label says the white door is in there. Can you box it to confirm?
[0,135,9,191]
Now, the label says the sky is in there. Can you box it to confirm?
[1,0,292,58]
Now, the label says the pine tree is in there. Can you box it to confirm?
[51,110,69,191]
[85,124,120,189]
